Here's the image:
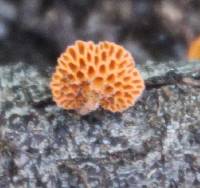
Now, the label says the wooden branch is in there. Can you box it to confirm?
[137,61,200,86]
[138,60,200,80]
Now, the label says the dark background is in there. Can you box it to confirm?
[0,0,200,67]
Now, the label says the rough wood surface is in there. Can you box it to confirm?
[140,60,200,80]
[0,62,200,188]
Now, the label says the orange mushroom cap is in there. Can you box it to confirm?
[188,36,200,60]
[50,40,145,115]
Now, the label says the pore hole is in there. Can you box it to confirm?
[119,60,126,69]
[101,51,107,61]
[59,59,67,68]
[118,70,125,77]
[115,82,122,88]
[107,74,115,83]
[88,66,95,77]
[104,86,114,94]
[109,60,115,69]
[124,85,133,90]
[68,74,75,81]
[53,74,61,80]
[78,42,85,54]
[89,42,94,50]
[118,98,124,104]
[58,68,67,75]
[93,77,104,88]
[132,90,140,95]
[124,76,131,82]
[51,83,60,87]
[136,85,143,89]
[104,42,109,49]
[77,71,85,80]
[68,48,77,60]
[99,64,106,74]
[124,92,132,99]
[126,99,133,104]
[115,91,122,97]
[116,48,123,59]
[68,63,77,72]
[62,55,70,61]
[95,56,99,65]
[99,43,104,50]
[87,52,92,62]
[66,93,75,98]
[132,80,141,84]
[109,45,114,56]
[53,90,60,96]
[79,58,86,69]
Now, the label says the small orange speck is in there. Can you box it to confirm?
[188,36,200,60]
[50,40,145,115]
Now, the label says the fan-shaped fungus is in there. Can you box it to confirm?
[50,41,145,115]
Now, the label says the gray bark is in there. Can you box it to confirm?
[0,62,200,188]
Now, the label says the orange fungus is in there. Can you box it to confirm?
[50,40,145,115]
[188,36,200,60]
